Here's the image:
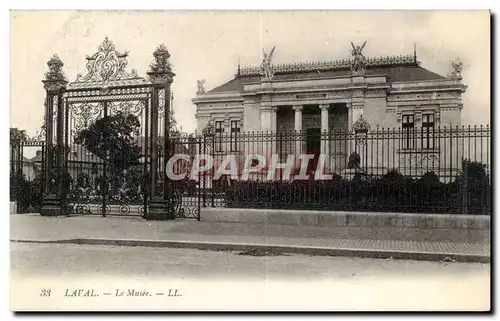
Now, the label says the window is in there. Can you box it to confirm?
[215,121,224,152]
[402,114,415,150]
[422,113,436,149]
[215,121,224,133]
[230,121,240,152]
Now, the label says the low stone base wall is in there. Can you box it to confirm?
[201,208,490,230]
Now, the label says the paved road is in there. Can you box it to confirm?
[10,242,490,311]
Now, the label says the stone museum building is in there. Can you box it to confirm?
[192,43,468,179]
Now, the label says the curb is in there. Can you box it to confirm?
[10,238,490,264]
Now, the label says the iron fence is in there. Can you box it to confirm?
[204,125,491,214]
[10,125,492,215]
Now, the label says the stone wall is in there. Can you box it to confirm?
[202,207,490,232]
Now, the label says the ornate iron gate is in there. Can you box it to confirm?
[37,37,202,220]
[64,99,150,217]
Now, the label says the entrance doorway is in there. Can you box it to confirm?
[306,128,321,173]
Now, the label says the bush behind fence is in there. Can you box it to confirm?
[220,160,491,214]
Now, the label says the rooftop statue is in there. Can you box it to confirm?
[350,41,367,74]
[196,79,206,95]
[449,58,464,80]
[260,46,276,79]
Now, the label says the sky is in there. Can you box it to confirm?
[10,10,491,137]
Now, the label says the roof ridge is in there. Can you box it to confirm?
[239,54,418,76]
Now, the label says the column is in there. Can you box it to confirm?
[270,109,277,132]
[259,106,277,178]
[293,105,303,155]
[346,102,355,156]
[319,104,330,156]
[346,103,353,131]
[260,106,277,131]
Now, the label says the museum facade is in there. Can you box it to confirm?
[192,43,468,179]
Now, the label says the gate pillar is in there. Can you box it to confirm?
[40,54,68,216]
[145,44,176,220]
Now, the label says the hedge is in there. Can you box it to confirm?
[222,161,491,215]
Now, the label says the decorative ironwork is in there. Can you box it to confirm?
[147,44,175,84]
[399,153,440,172]
[66,93,150,103]
[158,88,166,115]
[26,121,47,144]
[353,114,370,146]
[74,37,138,84]
[51,95,59,144]
[150,44,172,73]
[45,54,66,81]
[96,204,112,215]
[69,102,104,136]
[353,115,371,133]
[146,43,175,85]
[109,101,143,117]
[43,55,68,92]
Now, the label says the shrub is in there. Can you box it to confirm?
[457,159,491,214]
[10,172,44,213]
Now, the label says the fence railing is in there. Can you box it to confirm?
[202,125,491,214]
[206,126,491,178]
[10,125,492,215]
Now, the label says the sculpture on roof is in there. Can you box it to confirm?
[196,79,206,95]
[448,58,464,80]
[350,41,367,74]
[260,46,276,79]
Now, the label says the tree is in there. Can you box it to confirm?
[74,112,142,172]
[10,127,28,147]
[74,112,142,195]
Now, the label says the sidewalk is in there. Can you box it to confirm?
[10,214,490,263]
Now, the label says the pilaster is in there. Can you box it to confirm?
[146,44,177,221]
[293,105,303,156]
[40,54,68,216]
